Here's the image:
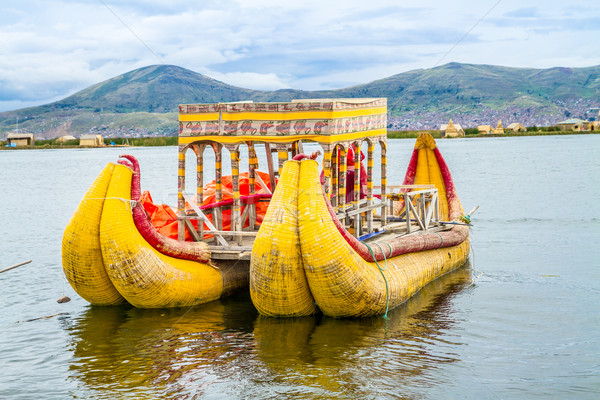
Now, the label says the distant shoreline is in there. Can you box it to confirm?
[1,130,597,150]
[387,130,599,139]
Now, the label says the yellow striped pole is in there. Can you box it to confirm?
[177,147,186,241]
[367,140,375,232]
[353,141,362,236]
[380,140,387,227]
[277,145,288,178]
[248,143,258,230]
[229,146,241,243]
[214,146,222,202]
[353,142,361,206]
[214,143,223,231]
[330,146,338,206]
[195,144,206,239]
[338,146,347,208]
[248,143,257,195]
[367,141,374,201]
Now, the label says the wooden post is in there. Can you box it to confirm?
[264,143,276,191]
[329,146,337,205]
[353,141,361,237]
[322,144,333,199]
[228,145,242,245]
[213,143,223,231]
[404,193,411,234]
[296,140,304,154]
[248,142,257,230]
[434,191,440,225]
[276,144,288,178]
[380,140,387,228]
[291,140,304,157]
[0,260,32,274]
[177,145,186,241]
[366,140,374,233]
[194,144,206,240]
[338,145,347,210]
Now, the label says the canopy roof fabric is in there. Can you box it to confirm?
[178,98,387,145]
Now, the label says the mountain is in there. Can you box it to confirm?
[1,63,599,138]
[56,65,260,113]
[351,63,600,111]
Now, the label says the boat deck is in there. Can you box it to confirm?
[206,220,453,261]
[184,183,448,261]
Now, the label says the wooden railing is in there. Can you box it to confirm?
[336,184,441,239]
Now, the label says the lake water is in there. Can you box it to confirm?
[1,135,599,399]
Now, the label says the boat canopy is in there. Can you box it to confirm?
[176,98,394,249]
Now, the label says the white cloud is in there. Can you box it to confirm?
[0,0,599,111]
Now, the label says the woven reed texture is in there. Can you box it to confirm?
[415,147,449,220]
[250,161,317,317]
[99,164,224,308]
[298,159,470,318]
[62,163,126,305]
[432,146,464,220]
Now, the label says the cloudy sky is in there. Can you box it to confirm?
[1,0,599,112]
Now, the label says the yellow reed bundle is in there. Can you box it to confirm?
[298,160,469,318]
[416,147,451,221]
[62,163,126,305]
[99,164,223,308]
[250,160,317,316]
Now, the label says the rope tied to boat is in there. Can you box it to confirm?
[85,197,139,211]
[435,232,444,249]
[365,242,391,319]
[458,214,471,224]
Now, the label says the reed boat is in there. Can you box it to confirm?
[62,98,472,316]
[251,133,471,318]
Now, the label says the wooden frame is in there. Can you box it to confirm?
[174,99,438,256]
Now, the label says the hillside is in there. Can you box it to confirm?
[1,63,599,139]
[56,65,261,113]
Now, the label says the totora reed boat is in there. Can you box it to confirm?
[62,98,473,317]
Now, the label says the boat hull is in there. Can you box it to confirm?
[63,163,249,308]
[62,163,126,305]
[250,133,470,318]
[250,160,317,317]
[298,159,469,317]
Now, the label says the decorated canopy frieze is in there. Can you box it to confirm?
[178,98,387,144]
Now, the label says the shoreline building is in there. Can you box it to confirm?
[506,122,526,133]
[6,133,34,147]
[56,135,77,143]
[557,118,589,131]
[440,119,464,138]
[79,134,104,146]
[492,120,505,134]
[477,125,493,134]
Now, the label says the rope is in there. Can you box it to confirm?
[469,242,484,285]
[365,242,390,319]
[383,241,392,257]
[459,213,471,224]
[84,197,139,211]
[435,232,444,248]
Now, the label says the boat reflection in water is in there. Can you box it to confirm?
[63,262,472,399]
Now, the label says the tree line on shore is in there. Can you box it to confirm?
[2,128,594,149]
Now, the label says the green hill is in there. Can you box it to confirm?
[57,65,260,113]
[1,63,599,138]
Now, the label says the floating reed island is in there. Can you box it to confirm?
[62,98,473,318]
